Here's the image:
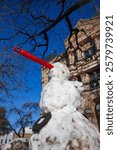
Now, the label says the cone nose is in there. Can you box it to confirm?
[13,46,54,69]
[14,46,22,53]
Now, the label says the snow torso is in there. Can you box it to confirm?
[40,62,84,112]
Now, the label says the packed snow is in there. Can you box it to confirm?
[30,62,100,150]
[40,62,83,112]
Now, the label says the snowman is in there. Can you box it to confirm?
[30,62,100,150]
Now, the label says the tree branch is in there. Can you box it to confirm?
[36,0,91,36]
[42,32,49,58]
[8,122,21,138]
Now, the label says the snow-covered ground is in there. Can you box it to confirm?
[30,62,100,150]
[1,127,32,150]
[2,138,29,150]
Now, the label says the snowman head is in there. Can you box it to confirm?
[48,62,70,80]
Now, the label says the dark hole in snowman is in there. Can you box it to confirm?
[32,112,52,133]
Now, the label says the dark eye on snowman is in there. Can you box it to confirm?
[62,71,65,74]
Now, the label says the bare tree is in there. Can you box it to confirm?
[8,102,39,138]
[0,0,99,58]
[0,45,29,103]
[0,47,16,101]
[0,107,10,135]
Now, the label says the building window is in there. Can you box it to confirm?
[66,56,69,66]
[74,53,78,65]
[1,139,3,144]
[88,69,100,89]
[5,139,7,144]
[77,75,81,82]
[90,80,99,89]
[9,139,11,142]
[84,108,94,122]
[84,46,96,62]
[95,102,100,130]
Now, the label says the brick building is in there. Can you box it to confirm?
[42,16,100,129]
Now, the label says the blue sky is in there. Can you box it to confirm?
[23,0,99,103]
[0,0,100,122]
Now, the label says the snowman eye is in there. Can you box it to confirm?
[62,71,65,74]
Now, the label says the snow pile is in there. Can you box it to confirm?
[3,138,29,150]
[30,62,100,150]
[2,143,12,150]
[2,127,32,150]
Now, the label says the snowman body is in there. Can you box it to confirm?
[30,63,100,150]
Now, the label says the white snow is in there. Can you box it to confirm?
[30,109,99,150]
[30,62,100,150]
[40,62,84,112]
[25,127,32,134]
[2,143,12,150]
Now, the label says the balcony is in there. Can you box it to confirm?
[82,58,99,73]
